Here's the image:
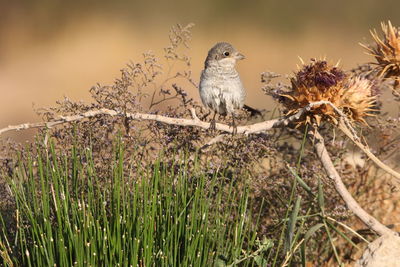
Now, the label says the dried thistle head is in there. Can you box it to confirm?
[281,59,376,126]
[341,77,377,124]
[361,21,400,85]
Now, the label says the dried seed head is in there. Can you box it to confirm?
[341,77,377,124]
[281,59,376,126]
[361,21,400,85]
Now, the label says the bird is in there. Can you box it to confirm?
[199,42,247,131]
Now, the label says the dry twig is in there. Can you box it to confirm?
[0,101,334,136]
[311,129,397,237]
[338,120,400,185]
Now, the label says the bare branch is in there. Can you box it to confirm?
[338,120,400,185]
[1,101,324,136]
[0,109,116,135]
[311,129,397,237]
[303,101,400,186]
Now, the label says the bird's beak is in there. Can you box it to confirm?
[234,52,245,60]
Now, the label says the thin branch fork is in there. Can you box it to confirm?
[311,129,397,237]
[0,100,329,136]
[338,120,400,185]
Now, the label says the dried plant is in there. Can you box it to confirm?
[275,59,376,126]
[341,77,377,123]
[362,21,400,88]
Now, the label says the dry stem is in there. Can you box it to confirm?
[0,101,334,136]
[338,120,400,185]
[311,129,397,237]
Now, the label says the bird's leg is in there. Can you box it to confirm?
[231,114,238,135]
[209,111,217,131]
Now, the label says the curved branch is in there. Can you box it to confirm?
[338,120,400,185]
[0,101,333,137]
[0,109,114,135]
[311,129,397,237]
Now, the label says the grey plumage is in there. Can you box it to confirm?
[199,42,246,116]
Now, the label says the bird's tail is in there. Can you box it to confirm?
[243,104,263,118]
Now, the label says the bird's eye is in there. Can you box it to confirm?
[223,51,230,57]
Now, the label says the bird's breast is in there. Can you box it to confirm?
[204,69,243,91]
[199,67,246,114]
[201,67,242,87]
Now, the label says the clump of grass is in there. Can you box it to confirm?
[0,137,360,266]
[0,139,270,266]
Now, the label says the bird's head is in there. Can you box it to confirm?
[204,42,245,69]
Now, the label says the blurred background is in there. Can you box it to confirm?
[1,0,400,141]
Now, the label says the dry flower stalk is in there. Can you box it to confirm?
[311,128,397,237]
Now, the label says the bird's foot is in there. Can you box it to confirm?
[233,125,238,135]
[209,119,217,132]
[231,115,237,135]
